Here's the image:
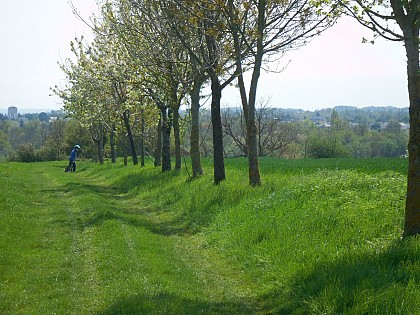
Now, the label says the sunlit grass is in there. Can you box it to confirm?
[0,158,418,314]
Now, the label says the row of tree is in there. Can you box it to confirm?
[54,0,338,186]
[54,0,419,235]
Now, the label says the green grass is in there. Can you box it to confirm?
[0,158,418,314]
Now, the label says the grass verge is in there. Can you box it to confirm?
[0,158,418,314]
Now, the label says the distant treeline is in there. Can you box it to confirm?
[0,105,409,163]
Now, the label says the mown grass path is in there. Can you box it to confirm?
[2,159,419,314]
[0,162,261,314]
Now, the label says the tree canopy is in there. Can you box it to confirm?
[55,0,420,237]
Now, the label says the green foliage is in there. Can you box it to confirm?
[0,109,410,162]
[0,117,97,162]
[0,130,12,161]
[14,143,38,162]
[36,143,60,162]
[307,136,350,158]
[1,158,417,314]
[64,120,94,159]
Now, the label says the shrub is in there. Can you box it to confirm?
[14,143,38,162]
[37,145,60,161]
[307,137,349,158]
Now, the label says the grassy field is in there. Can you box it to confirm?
[0,158,419,314]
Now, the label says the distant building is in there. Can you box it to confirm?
[8,106,18,120]
[311,111,328,127]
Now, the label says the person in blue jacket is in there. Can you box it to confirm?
[66,145,80,172]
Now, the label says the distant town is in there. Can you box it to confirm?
[1,105,410,129]
[1,106,66,122]
[1,105,410,124]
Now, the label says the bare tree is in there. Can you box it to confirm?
[222,108,248,157]
[222,99,299,158]
[256,102,299,157]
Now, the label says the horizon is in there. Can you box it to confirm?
[0,104,409,116]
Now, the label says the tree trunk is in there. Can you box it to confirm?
[123,150,128,166]
[228,0,261,186]
[232,27,249,157]
[229,0,249,126]
[173,107,181,171]
[204,14,226,184]
[403,31,420,236]
[161,107,172,172]
[140,109,145,167]
[247,102,261,186]
[122,109,138,166]
[92,138,104,164]
[210,75,225,184]
[246,0,265,186]
[190,77,204,177]
[154,114,162,167]
[98,126,104,165]
[247,66,262,185]
[90,123,104,164]
[110,123,116,164]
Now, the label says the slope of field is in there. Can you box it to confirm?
[0,158,418,314]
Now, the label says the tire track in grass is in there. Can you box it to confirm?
[45,164,262,313]
[1,163,99,313]
[65,207,104,313]
[43,167,170,313]
[118,203,263,313]
[172,235,262,313]
[43,168,107,313]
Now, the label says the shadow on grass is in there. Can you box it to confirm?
[50,162,251,236]
[67,182,123,199]
[59,175,197,236]
[108,172,237,233]
[84,207,193,236]
[112,171,182,194]
[48,165,245,236]
[262,238,420,314]
[98,292,259,315]
[41,182,122,201]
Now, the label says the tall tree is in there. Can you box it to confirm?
[54,38,109,163]
[189,75,207,177]
[157,0,210,178]
[94,11,141,166]
[220,0,337,185]
[342,0,420,235]
[116,0,191,172]
[161,0,239,184]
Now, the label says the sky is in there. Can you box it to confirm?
[0,0,97,114]
[0,1,409,114]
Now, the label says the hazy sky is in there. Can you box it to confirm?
[0,1,409,114]
[0,0,97,113]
